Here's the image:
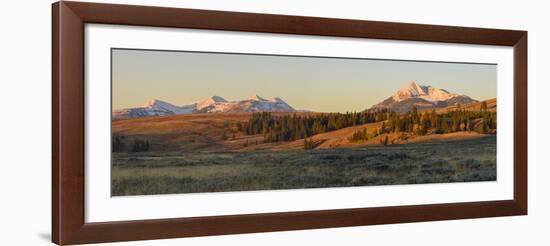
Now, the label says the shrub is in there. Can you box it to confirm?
[380,135,389,146]
[304,137,315,150]
[131,139,150,152]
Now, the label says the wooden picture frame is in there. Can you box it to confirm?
[52,1,527,245]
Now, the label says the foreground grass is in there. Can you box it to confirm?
[112,136,496,196]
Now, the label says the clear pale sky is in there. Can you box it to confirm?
[112,49,496,113]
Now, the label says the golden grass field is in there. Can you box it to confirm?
[112,137,496,196]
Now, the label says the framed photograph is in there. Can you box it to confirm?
[52,1,527,245]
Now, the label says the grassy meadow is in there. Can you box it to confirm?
[112,136,496,196]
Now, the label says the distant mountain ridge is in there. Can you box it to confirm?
[369,82,478,114]
[113,95,298,119]
[113,82,482,119]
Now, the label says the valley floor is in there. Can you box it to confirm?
[112,136,496,196]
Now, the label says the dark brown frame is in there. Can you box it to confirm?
[52,1,527,245]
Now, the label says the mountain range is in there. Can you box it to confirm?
[368,82,477,114]
[113,82,480,119]
[113,95,297,119]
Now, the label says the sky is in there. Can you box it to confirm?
[112,49,496,113]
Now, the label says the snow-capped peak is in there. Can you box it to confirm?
[144,98,177,109]
[368,82,478,114]
[393,82,427,100]
[143,98,195,115]
[392,82,458,102]
[248,94,267,101]
[196,95,227,110]
[144,98,161,107]
[272,97,285,103]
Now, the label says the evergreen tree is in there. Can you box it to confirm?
[131,139,149,152]
[481,101,488,113]
[112,136,124,152]
[380,135,389,146]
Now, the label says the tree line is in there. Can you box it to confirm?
[238,110,391,143]
[112,135,151,152]
[239,102,496,145]
[349,102,497,142]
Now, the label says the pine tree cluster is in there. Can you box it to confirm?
[349,103,497,143]
[239,110,391,143]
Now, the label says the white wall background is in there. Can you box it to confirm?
[0,0,547,245]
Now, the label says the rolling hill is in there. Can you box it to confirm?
[112,111,492,153]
